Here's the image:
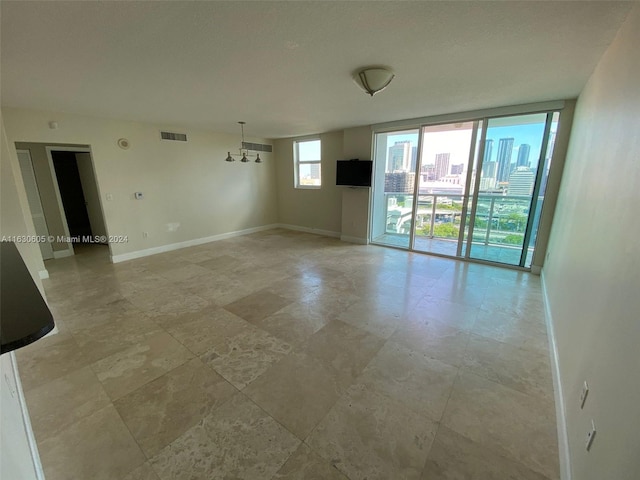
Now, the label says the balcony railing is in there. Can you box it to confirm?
[383,192,542,248]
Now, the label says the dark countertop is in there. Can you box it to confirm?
[1,242,55,355]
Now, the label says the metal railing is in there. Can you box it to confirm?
[383,192,540,247]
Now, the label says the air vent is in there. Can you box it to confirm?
[160,131,188,142]
[242,141,272,153]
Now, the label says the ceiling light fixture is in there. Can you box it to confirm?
[225,121,262,163]
[353,66,395,97]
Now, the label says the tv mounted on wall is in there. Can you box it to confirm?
[336,159,373,187]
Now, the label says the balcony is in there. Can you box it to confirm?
[374,192,538,266]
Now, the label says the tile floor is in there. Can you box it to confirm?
[17,229,559,480]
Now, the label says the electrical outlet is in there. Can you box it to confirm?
[585,420,596,451]
[143,232,148,239]
[580,381,589,409]
[106,193,113,201]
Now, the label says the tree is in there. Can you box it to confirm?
[502,234,524,245]
[433,223,459,238]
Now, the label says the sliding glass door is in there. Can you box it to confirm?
[370,110,560,269]
[412,121,476,257]
[370,129,419,249]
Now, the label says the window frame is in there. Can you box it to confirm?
[293,137,322,189]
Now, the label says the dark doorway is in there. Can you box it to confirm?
[51,151,93,240]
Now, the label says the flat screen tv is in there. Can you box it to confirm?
[336,159,373,187]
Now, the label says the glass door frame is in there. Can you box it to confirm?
[370,101,564,271]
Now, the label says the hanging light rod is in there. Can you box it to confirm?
[225,121,262,163]
[353,66,395,97]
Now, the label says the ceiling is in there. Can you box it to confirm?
[0,1,632,139]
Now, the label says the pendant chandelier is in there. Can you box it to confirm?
[225,121,262,163]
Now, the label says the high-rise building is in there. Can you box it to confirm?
[309,163,320,180]
[517,144,531,167]
[496,138,515,183]
[384,172,415,193]
[434,153,450,180]
[484,139,494,162]
[508,166,535,195]
[387,141,412,172]
[421,164,436,181]
[451,163,464,175]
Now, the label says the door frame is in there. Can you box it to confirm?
[15,149,54,260]
[45,146,108,258]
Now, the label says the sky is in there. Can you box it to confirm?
[384,119,555,171]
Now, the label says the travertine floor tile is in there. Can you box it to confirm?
[441,372,559,479]
[71,314,162,363]
[307,385,437,480]
[462,333,553,400]
[354,342,458,421]
[301,320,385,390]
[25,365,110,443]
[224,290,293,323]
[200,324,291,389]
[121,462,161,480]
[472,306,549,353]
[244,352,343,440]
[273,443,349,479]
[149,393,299,480]
[255,301,331,347]
[91,331,194,400]
[16,333,90,391]
[38,405,145,480]
[25,232,558,480]
[391,314,470,367]
[114,358,236,457]
[421,426,550,480]
[163,307,250,356]
[414,296,480,331]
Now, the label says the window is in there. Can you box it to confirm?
[294,138,321,188]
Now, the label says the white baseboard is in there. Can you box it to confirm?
[38,269,49,280]
[541,270,572,480]
[340,235,368,245]
[277,223,341,238]
[52,248,73,259]
[110,224,279,263]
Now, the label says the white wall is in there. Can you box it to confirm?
[274,131,344,235]
[3,108,279,259]
[341,127,373,243]
[543,6,640,480]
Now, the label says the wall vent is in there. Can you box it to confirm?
[160,131,188,142]
[242,141,272,153]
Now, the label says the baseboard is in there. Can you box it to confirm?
[340,235,368,245]
[38,269,49,280]
[52,247,73,259]
[277,223,341,238]
[541,270,572,480]
[110,224,279,263]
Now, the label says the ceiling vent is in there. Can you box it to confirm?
[242,141,272,153]
[160,131,188,142]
